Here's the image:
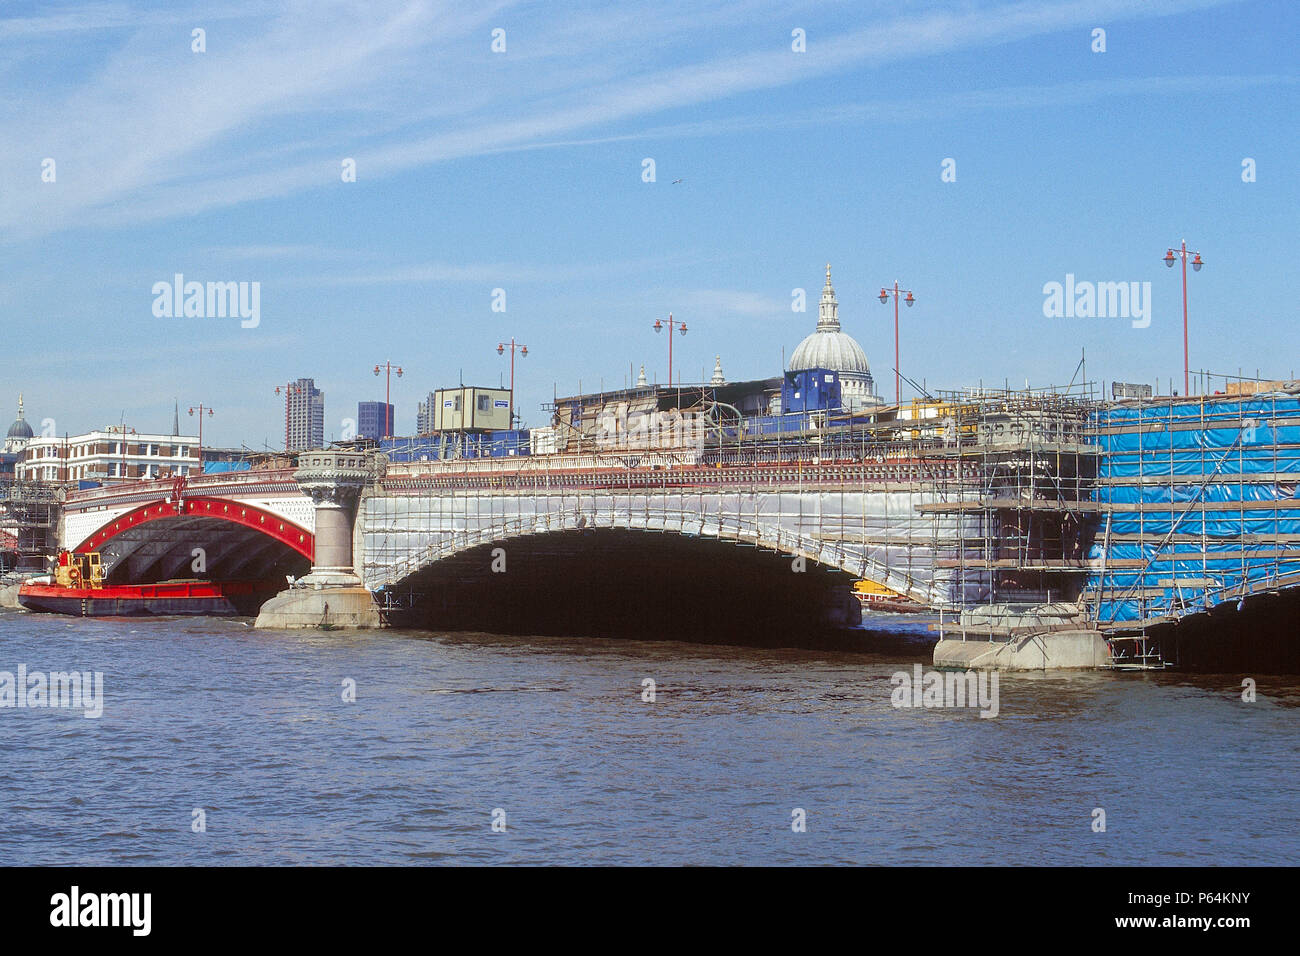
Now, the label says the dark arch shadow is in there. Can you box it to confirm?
[377,528,903,650]
[86,515,311,586]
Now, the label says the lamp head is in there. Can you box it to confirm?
[1164,249,1176,268]
[521,346,528,357]
[653,319,663,333]
[1192,253,1203,272]
[904,291,915,307]
[679,323,687,336]
[497,343,504,354]
[879,289,889,303]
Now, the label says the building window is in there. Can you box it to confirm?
[478,395,492,412]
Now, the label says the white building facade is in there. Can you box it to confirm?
[17,429,199,482]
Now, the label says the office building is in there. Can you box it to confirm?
[286,377,325,451]
[358,401,395,440]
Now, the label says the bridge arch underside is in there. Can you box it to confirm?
[87,516,311,585]
[379,529,868,644]
[364,487,988,615]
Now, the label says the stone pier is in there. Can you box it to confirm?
[931,604,1111,670]
[255,451,383,629]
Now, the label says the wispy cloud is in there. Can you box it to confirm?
[202,243,375,262]
[479,72,1300,159]
[296,250,708,286]
[1,0,1247,237]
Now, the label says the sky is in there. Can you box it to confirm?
[1,0,1296,449]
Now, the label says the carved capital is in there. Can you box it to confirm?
[299,481,363,508]
[293,451,374,508]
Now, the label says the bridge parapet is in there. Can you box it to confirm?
[63,468,299,506]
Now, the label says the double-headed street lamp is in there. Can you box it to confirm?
[187,403,213,475]
[274,382,301,452]
[652,313,687,386]
[1163,240,1205,396]
[372,362,404,438]
[878,281,916,406]
[496,339,527,429]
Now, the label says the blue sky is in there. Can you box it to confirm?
[1,0,1296,448]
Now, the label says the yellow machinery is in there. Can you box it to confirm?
[897,399,979,443]
[53,551,105,590]
[853,579,906,601]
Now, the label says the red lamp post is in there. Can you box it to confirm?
[274,382,301,451]
[652,313,688,386]
[187,403,213,475]
[1163,240,1205,396]
[878,281,916,406]
[496,339,528,429]
[372,362,404,438]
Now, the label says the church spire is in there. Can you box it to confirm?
[817,262,840,332]
[710,355,725,386]
[16,394,24,420]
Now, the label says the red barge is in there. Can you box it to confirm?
[18,551,279,617]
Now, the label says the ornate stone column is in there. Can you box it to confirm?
[254,450,382,628]
[294,451,370,586]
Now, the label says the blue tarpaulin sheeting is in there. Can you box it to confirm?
[1088,395,1300,623]
[203,461,251,473]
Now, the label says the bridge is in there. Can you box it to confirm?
[51,447,983,632]
[34,383,1300,672]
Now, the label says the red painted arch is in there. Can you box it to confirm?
[74,496,314,561]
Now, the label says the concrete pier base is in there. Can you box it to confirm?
[0,573,47,609]
[254,586,383,630]
[0,582,23,609]
[934,629,1112,671]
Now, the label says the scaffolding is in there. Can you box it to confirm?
[1082,381,1300,668]
[364,383,1109,615]
[0,479,59,575]
[914,384,1103,612]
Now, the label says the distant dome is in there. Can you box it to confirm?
[6,394,32,441]
[788,265,876,408]
[789,330,872,375]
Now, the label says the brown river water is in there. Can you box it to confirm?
[0,608,1295,865]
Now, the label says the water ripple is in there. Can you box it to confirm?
[0,609,1296,865]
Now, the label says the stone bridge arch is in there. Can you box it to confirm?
[361,490,952,607]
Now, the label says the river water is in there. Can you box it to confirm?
[0,608,1295,866]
